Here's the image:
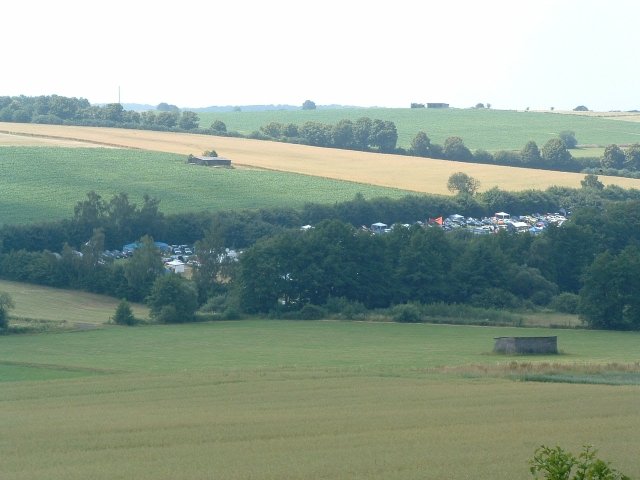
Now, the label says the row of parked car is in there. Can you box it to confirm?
[368,210,569,236]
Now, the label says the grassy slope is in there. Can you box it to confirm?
[1,321,639,480]
[0,146,411,225]
[198,108,640,151]
[0,278,150,325]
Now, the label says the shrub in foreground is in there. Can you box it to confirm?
[529,444,629,480]
[113,299,136,326]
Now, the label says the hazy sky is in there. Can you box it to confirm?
[3,0,638,111]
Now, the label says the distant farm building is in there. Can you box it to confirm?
[426,103,449,108]
[188,155,232,167]
[493,336,558,355]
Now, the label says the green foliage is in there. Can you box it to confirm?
[210,120,227,133]
[324,296,366,319]
[410,131,432,156]
[471,288,522,309]
[581,174,604,190]
[124,236,164,301]
[0,291,16,330]
[624,143,640,170]
[443,136,473,161]
[178,111,199,130]
[113,299,136,326]
[391,303,422,323]
[331,119,355,149]
[473,149,494,164]
[541,138,574,169]
[447,172,481,195]
[529,444,629,480]
[601,145,626,170]
[559,130,578,149]
[579,246,640,330]
[550,293,580,314]
[146,274,198,323]
[156,102,179,112]
[297,303,326,320]
[419,302,523,326]
[521,141,542,166]
[301,99,316,110]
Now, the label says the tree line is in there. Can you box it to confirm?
[236,201,640,331]
[4,94,640,177]
[3,179,639,255]
[2,182,640,329]
[0,95,203,131]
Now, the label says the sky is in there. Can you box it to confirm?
[2,0,639,111]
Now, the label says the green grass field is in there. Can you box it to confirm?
[1,320,639,479]
[0,146,412,225]
[198,108,640,151]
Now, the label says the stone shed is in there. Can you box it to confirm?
[493,336,558,354]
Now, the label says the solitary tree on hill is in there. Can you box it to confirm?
[447,172,480,196]
[302,100,316,110]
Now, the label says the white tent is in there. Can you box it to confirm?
[166,259,185,274]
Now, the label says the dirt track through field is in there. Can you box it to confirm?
[3,122,640,195]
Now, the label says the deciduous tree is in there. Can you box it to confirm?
[410,131,432,157]
[0,291,15,330]
[541,138,573,169]
[302,99,316,110]
[147,274,198,323]
[178,111,199,130]
[581,174,604,190]
[520,140,542,166]
[210,120,227,134]
[601,144,625,170]
[559,130,577,149]
[447,172,480,196]
[123,235,164,301]
[443,136,473,161]
[624,143,640,170]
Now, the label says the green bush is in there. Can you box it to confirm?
[146,275,198,323]
[324,296,366,319]
[199,294,228,313]
[155,304,180,324]
[471,288,521,309]
[550,293,580,314]
[391,303,422,323]
[529,444,629,480]
[420,302,523,326]
[220,306,242,320]
[113,299,136,326]
[297,304,326,320]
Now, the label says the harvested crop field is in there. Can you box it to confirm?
[3,122,640,195]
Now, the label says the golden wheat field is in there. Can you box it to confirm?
[3,122,640,195]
